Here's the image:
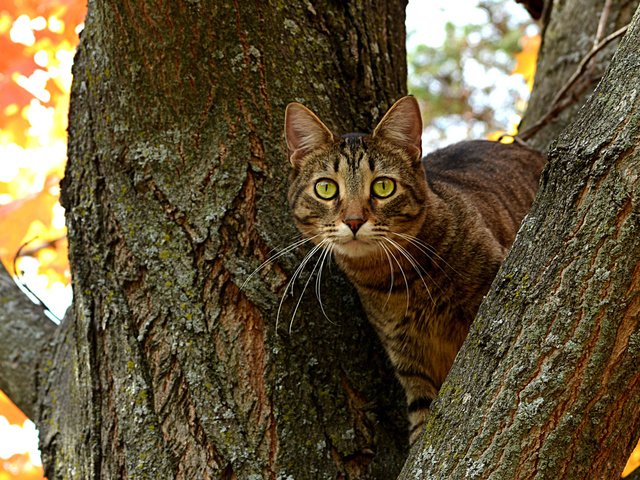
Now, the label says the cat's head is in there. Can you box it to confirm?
[285,96,428,259]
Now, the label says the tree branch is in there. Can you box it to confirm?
[0,262,57,419]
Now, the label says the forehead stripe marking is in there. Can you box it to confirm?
[353,146,364,174]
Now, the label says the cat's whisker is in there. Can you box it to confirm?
[276,240,326,332]
[289,238,328,334]
[266,232,304,256]
[376,241,396,308]
[390,231,451,281]
[241,234,321,291]
[289,240,332,333]
[315,243,335,324]
[380,239,410,317]
[384,237,435,307]
[288,241,327,299]
[394,232,442,259]
[392,232,465,279]
[387,236,435,282]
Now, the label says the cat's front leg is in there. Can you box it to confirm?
[394,364,440,444]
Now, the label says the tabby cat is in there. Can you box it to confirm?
[284,96,544,443]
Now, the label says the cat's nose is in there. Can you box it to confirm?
[344,217,365,234]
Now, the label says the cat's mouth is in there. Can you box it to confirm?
[327,222,380,257]
[336,234,370,245]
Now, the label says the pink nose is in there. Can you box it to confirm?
[344,217,365,234]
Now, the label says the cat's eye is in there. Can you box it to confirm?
[371,177,396,198]
[314,178,338,200]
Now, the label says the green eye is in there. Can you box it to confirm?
[315,178,338,200]
[371,177,396,198]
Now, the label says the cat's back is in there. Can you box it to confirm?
[423,139,545,247]
[424,139,544,187]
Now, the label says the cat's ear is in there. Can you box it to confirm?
[285,103,336,167]
[372,96,423,161]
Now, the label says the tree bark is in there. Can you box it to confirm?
[36,1,409,478]
[399,4,640,478]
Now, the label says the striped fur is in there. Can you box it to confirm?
[285,97,545,444]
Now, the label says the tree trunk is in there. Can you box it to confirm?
[399,3,640,478]
[36,1,409,478]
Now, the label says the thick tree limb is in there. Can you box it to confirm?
[38,1,409,478]
[0,263,56,419]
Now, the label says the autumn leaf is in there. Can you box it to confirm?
[0,1,82,290]
[513,34,540,90]
[0,391,27,426]
[0,454,44,480]
[623,441,640,478]
[0,188,57,274]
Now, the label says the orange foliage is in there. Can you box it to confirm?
[0,391,27,426]
[0,454,44,480]
[513,34,540,90]
[624,440,640,477]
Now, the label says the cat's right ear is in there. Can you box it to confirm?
[372,96,423,162]
[285,103,336,167]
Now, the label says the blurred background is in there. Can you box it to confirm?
[0,1,636,478]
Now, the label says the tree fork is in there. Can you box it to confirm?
[1,0,637,478]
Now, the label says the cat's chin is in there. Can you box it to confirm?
[332,239,378,258]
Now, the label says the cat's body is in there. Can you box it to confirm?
[284,97,544,443]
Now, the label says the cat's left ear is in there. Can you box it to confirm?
[285,103,336,167]
[372,96,423,162]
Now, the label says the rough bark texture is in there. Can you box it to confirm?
[399,4,640,479]
[519,0,639,152]
[0,265,55,419]
[36,1,409,479]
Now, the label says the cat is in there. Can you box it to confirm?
[284,96,545,444]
